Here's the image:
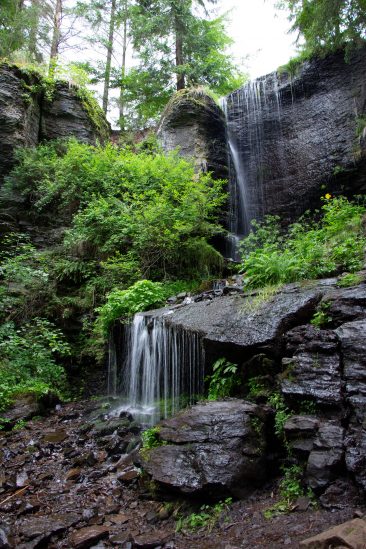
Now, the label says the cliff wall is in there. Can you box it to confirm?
[0,64,110,182]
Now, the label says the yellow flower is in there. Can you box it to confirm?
[324,193,332,200]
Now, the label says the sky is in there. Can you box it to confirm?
[218,0,298,78]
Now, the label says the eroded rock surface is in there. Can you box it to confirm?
[142,400,270,497]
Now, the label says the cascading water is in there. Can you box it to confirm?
[221,74,285,258]
[113,312,205,426]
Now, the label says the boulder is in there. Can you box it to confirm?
[284,415,319,455]
[141,400,270,497]
[299,517,366,548]
[281,326,342,407]
[69,526,109,549]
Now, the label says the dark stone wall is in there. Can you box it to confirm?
[226,47,366,224]
[0,64,110,182]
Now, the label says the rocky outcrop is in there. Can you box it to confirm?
[141,400,270,497]
[0,63,110,182]
[118,279,366,499]
[157,89,228,180]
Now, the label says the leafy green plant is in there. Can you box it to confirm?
[268,393,291,439]
[264,465,315,519]
[176,498,232,533]
[310,302,332,328]
[96,280,165,334]
[240,197,366,289]
[140,426,167,460]
[206,358,239,400]
[0,319,69,411]
[337,272,364,288]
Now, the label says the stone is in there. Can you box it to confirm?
[133,531,173,549]
[0,64,40,182]
[65,468,82,482]
[18,516,67,542]
[0,63,110,184]
[344,425,366,491]
[319,480,362,510]
[323,284,366,326]
[142,400,270,497]
[284,415,319,455]
[117,468,139,483]
[306,421,344,491]
[282,325,342,406]
[69,526,109,549]
[0,528,9,549]
[43,429,68,444]
[2,394,41,426]
[299,518,366,548]
[336,320,366,419]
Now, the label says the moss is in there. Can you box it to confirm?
[76,87,110,143]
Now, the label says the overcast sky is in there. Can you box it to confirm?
[219,0,298,77]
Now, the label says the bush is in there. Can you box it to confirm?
[0,319,69,411]
[240,197,366,289]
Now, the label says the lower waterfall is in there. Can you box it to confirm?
[112,312,205,426]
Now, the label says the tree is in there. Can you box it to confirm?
[0,0,27,58]
[50,0,63,69]
[278,0,366,56]
[127,0,245,127]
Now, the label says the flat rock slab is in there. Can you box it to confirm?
[142,400,270,497]
[300,517,366,548]
[69,526,109,549]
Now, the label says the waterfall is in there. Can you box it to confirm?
[221,74,284,258]
[114,312,205,426]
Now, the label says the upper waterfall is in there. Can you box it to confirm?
[221,74,286,257]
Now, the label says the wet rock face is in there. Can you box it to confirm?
[281,325,342,407]
[142,400,271,497]
[150,282,324,365]
[157,90,228,180]
[225,47,366,224]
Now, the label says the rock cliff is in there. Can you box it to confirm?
[0,63,110,182]
[157,89,228,180]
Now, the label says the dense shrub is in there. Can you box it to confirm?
[240,196,366,288]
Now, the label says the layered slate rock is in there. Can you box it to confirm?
[225,46,366,224]
[336,320,366,418]
[142,400,270,497]
[40,82,110,144]
[281,325,342,407]
[0,64,41,180]
[306,421,345,491]
[157,89,228,180]
[158,283,324,364]
[300,517,366,548]
[323,282,366,326]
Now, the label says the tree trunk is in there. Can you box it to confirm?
[175,14,185,90]
[50,0,62,71]
[29,0,41,62]
[119,13,128,127]
[102,0,117,114]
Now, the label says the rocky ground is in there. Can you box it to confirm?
[1,400,364,549]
